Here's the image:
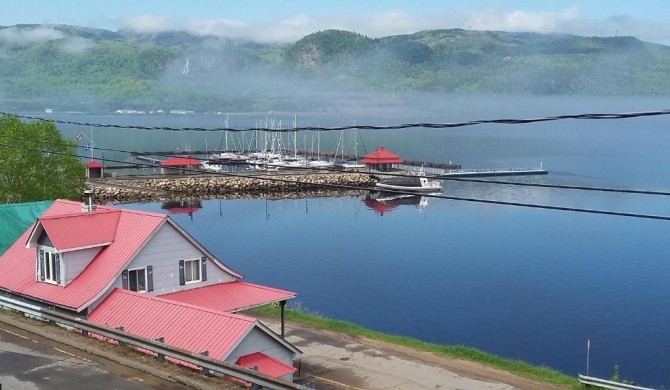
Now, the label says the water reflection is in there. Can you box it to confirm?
[161,199,203,218]
[364,191,429,215]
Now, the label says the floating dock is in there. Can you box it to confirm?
[400,165,548,178]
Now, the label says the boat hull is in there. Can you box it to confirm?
[375,182,442,192]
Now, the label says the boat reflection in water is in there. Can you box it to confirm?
[161,199,203,219]
[364,191,432,215]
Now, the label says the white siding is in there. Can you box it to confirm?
[118,223,236,296]
[63,247,102,286]
[226,326,296,381]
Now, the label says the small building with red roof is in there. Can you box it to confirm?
[86,160,104,178]
[361,146,403,172]
[0,197,301,381]
[159,156,202,175]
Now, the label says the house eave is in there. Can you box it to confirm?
[58,242,112,253]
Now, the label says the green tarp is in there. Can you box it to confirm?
[0,200,53,255]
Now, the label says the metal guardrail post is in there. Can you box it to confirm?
[201,351,210,376]
[155,337,165,362]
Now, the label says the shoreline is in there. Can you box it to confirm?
[250,306,578,390]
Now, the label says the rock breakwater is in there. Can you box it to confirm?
[89,172,377,203]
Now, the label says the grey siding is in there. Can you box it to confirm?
[112,223,236,296]
[63,247,102,286]
[226,326,296,381]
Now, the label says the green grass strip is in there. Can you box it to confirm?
[252,305,583,389]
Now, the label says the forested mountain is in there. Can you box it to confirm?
[1,24,670,113]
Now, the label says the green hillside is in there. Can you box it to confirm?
[1,25,670,113]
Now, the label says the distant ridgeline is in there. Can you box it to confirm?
[1,24,670,113]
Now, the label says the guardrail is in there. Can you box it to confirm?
[578,374,657,390]
[0,296,307,390]
[0,295,43,319]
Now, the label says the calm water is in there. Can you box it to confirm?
[54,95,670,386]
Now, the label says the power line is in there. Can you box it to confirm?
[2,133,670,197]
[2,108,670,132]
[2,140,670,222]
[441,177,670,196]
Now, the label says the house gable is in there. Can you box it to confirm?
[225,324,299,365]
[23,209,120,287]
[109,222,239,296]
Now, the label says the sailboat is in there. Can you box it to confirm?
[307,130,334,168]
[336,124,366,169]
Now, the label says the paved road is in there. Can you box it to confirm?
[0,323,183,390]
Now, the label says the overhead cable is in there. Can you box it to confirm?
[2,141,670,222]
[2,108,670,132]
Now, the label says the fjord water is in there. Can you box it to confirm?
[60,95,670,386]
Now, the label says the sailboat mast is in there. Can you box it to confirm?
[354,121,358,161]
[89,126,94,160]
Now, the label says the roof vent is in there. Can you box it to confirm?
[81,189,97,212]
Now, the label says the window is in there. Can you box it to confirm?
[122,266,153,292]
[179,257,207,285]
[184,259,201,283]
[38,249,60,284]
[128,268,147,292]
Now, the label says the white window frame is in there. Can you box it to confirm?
[184,258,201,284]
[38,249,60,285]
[127,267,148,293]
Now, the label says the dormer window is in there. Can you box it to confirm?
[38,249,60,284]
[122,266,153,293]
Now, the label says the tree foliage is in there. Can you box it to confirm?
[0,115,86,203]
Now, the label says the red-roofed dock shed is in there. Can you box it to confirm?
[159,156,202,175]
[361,146,404,172]
[86,160,104,178]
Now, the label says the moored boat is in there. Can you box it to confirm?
[375,175,442,193]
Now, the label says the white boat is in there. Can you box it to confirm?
[201,161,223,172]
[375,175,443,193]
[210,151,249,163]
[308,159,334,168]
[336,159,366,169]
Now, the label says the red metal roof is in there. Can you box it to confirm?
[361,146,403,164]
[159,157,202,167]
[160,281,296,313]
[31,209,120,251]
[236,352,297,377]
[89,289,256,360]
[0,200,167,311]
[86,161,103,168]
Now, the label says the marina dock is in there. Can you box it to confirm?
[400,165,548,178]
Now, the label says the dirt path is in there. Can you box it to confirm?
[253,313,568,390]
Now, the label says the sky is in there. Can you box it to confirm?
[2,0,670,45]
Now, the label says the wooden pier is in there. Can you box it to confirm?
[399,165,548,178]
